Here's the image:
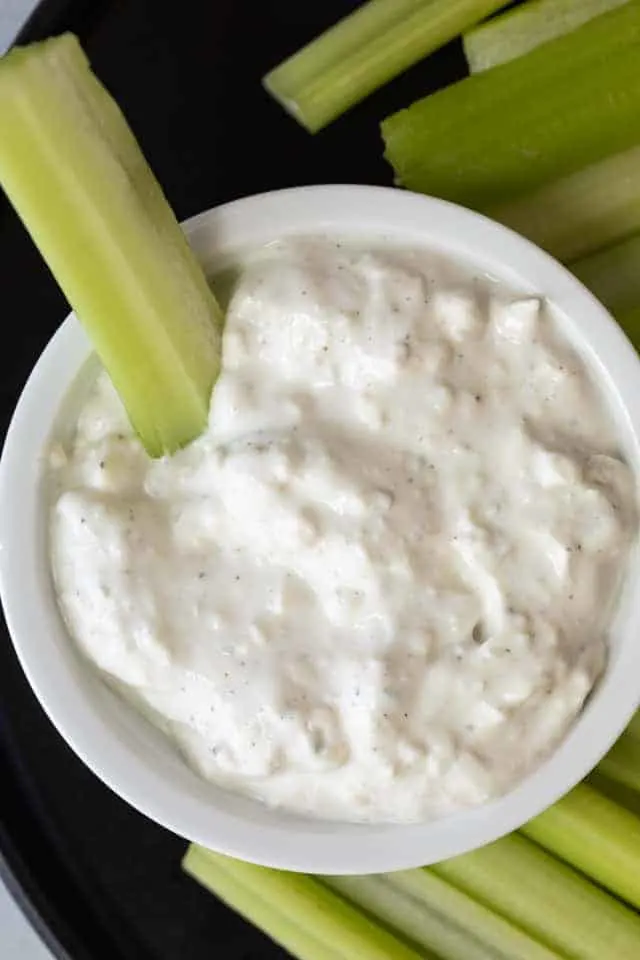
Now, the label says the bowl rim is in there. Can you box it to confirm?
[2,183,640,875]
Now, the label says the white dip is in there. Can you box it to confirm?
[49,238,638,822]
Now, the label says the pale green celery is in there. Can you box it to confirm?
[521,783,640,910]
[0,35,223,457]
[183,847,335,960]
[382,1,640,207]
[183,846,427,960]
[464,0,629,73]
[597,731,640,796]
[431,832,640,959]
[263,0,508,133]
[571,233,640,316]
[342,870,559,960]
[325,874,500,960]
[487,146,640,264]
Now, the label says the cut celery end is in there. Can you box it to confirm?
[184,847,426,960]
[463,0,630,73]
[263,0,508,133]
[0,35,223,457]
[571,232,640,317]
[183,847,333,960]
[521,783,640,911]
[382,1,640,208]
[488,146,640,264]
[431,832,640,960]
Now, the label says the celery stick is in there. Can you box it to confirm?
[431,833,640,959]
[390,871,562,960]
[488,146,640,264]
[592,712,640,804]
[589,771,640,817]
[521,783,640,910]
[463,0,630,73]
[382,1,640,207]
[326,874,509,960]
[263,0,509,133]
[597,734,640,800]
[184,846,427,960]
[0,36,223,457]
[571,233,640,317]
[183,846,335,960]
[328,871,559,960]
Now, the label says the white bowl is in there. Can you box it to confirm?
[2,185,640,875]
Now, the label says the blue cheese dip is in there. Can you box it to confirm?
[49,238,637,822]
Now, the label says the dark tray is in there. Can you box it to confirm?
[0,1,467,957]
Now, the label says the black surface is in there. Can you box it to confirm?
[0,2,467,957]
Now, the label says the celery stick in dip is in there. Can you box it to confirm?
[49,239,638,823]
[0,35,223,457]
